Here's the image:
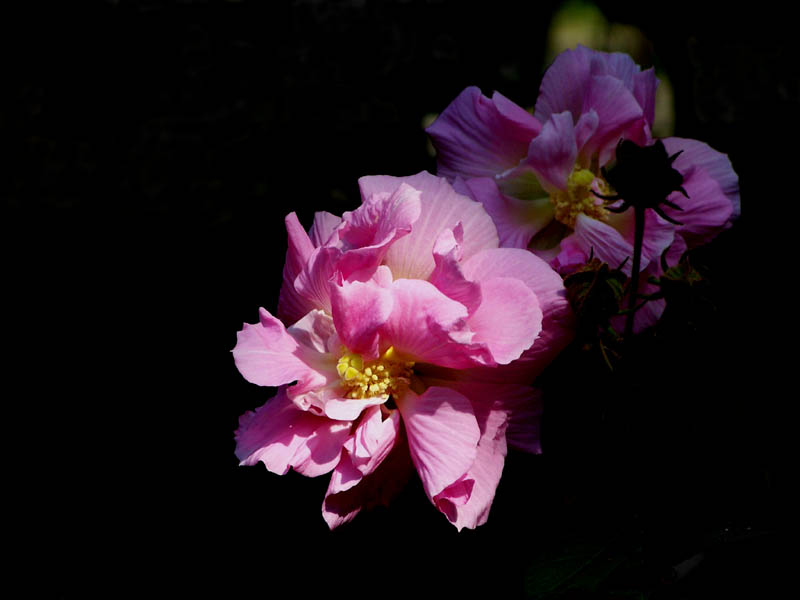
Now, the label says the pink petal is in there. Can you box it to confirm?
[661,137,739,246]
[232,308,326,390]
[396,386,480,500]
[277,213,317,325]
[381,278,494,368]
[467,276,543,365]
[568,213,636,275]
[235,388,350,477]
[461,247,575,381]
[359,172,499,280]
[426,86,541,181]
[457,177,553,249]
[329,271,394,359]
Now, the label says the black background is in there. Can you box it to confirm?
[4,1,790,597]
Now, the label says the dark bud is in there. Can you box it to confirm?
[598,139,688,222]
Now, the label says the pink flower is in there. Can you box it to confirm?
[233,171,573,529]
[426,46,739,331]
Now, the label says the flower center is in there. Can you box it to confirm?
[336,346,414,399]
[550,167,612,228]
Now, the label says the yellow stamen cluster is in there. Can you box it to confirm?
[336,346,414,399]
[550,167,611,228]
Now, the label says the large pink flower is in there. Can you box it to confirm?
[233,171,573,529]
[427,45,739,331]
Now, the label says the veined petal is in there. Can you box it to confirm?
[396,386,480,501]
[344,405,401,476]
[359,172,499,280]
[426,86,541,181]
[293,245,342,319]
[235,388,350,477]
[570,213,636,275]
[535,45,595,124]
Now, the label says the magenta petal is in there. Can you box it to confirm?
[397,386,480,500]
[330,273,394,359]
[382,278,494,368]
[523,111,577,192]
[233,307,325,389]
[579,75,644,163]
[661,137,739,246]
[426,86,541,181]
[535,45,594,124]
[468,276,543,365]
[277,213,317,325]
[235,388,350,477]
[570,213,636,275]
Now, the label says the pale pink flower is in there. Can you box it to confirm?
[233,171,573,529]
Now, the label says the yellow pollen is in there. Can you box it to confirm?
[335,346,415,400]
[550,167,612,228]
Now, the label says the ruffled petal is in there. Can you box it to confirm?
[426,86,541,181]
[396,386,480,501]
[359,172,499,280]
[235,388,350,477]
[343,405,401,476]
[293,245,342,317]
